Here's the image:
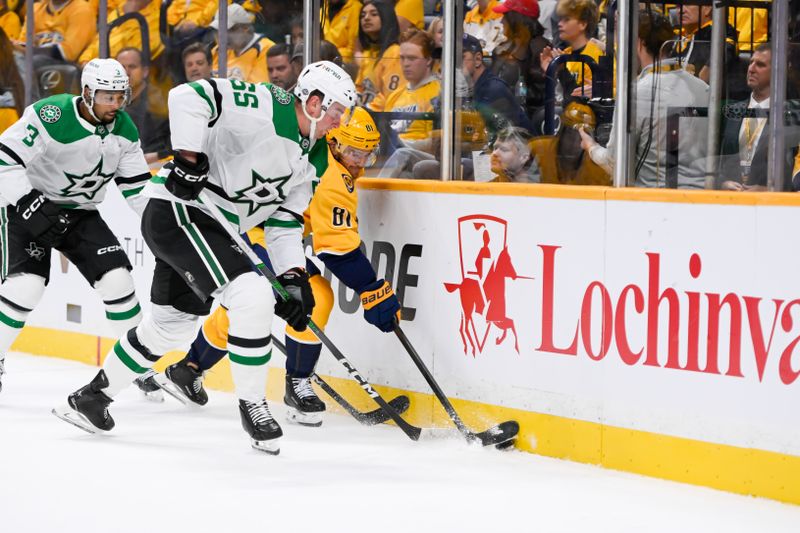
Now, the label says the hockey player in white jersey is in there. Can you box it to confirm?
[0,58,150,394]
[55,61,358,454]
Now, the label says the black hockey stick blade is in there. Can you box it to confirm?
[313,374,410,426]
[395,326,520,448]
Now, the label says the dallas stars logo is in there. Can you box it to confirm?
[232,170,291,216]
[61,158,115,200]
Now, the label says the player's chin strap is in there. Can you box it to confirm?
[82,92,103,123]
[301,102,324,143]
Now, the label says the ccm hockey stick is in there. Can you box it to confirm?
[199,192,422,441]
[394,326,519,448]
[270,336,411,426]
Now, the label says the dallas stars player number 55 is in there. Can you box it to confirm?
[0,58,151,394]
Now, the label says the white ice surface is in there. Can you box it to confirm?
[1,352,798,533]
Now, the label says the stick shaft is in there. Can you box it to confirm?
[394,326,474,441]
[197,192,421,440]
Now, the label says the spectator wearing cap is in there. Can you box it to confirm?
[579,10,709,189]
[0,0,20,41]
[490,0,550,112]
[210,3,275,82]
[462,33,534,137]
[354,0,403,106]
[182,42,212,82]
[267,43,298,90]
[22,0,96,63]
[540,0,603,98]
[464,0,507,56]
[531,100,610,185]
[322,0,362,64]
[79,0,164,66]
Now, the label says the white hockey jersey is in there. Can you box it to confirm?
[146,78,329,275]
[0,94,150,214]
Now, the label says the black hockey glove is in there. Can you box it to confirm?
[274,268,315,332]
[165,152,209,201]
[15,189,73,246]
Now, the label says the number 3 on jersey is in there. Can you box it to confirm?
[231,79,258,109]
[22,124,39,147]
[332,206,352,227]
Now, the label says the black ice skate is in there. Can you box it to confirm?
[133,369,164,403]
[284,375,326,427]
[0,358,5,394]
[155,358,208,406]
[239,398,282,454]
[52,370,115,434]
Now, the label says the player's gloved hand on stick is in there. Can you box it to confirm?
[274,268,315,331]
[15,189,73,245]
[360,279,401,332]
[166,151,209,201]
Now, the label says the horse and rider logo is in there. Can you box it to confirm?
[444,215,533,356]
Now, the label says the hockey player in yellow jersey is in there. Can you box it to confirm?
[159,107,402,427]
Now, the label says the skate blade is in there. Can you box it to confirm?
[250,437,281,455]
[285,406,323,427]
[51,405,104,435]
[151,374,193,406]
[140,388,165,403]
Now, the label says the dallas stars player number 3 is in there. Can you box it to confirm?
[0,58,150,394]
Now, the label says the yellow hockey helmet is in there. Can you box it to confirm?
[327,106,381,152]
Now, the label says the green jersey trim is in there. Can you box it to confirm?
[189,81,216,118]
[308,139,329,178]
[110,110,139,143]
[268,84,302,146]
[33,95,92,144]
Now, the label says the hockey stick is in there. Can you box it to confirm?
[394,326,519,447]
[270,336,411,426]
[198,192,422,441]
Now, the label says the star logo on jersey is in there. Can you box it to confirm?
[39,104,61,123]
[269,84,292,105]
[60,158,115,200]
[232,170,291,216]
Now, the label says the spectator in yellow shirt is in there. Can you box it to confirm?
[540,0,603,97]
[374,27,441,177]
[729,3,769,53]
[394,0,424,32]
[0,0,20,42]
[322,0,362,64]
[355,0,402,106]
[22,0,96,63]
[0,27,23,134]
[79,0,164,66]
[168,0,218,34]
[210,3,274,83]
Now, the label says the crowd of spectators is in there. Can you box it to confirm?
[0,0,798,190]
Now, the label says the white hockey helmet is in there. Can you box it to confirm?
[81,58,131,121]
[293,60,357,140]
